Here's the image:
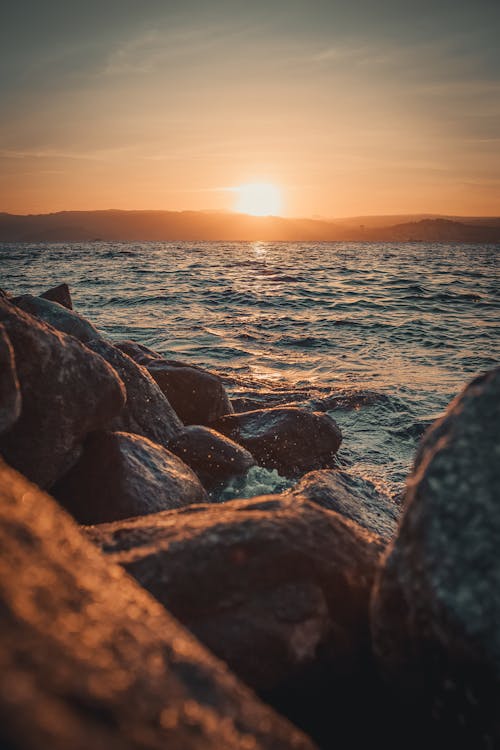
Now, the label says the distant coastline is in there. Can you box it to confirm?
[1,210,500,243]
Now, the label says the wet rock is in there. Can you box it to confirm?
[114,339,163,366]
[212,407,342,475]
[0,324,21,435]
[40,282,73,309]
[0,298,125,487]
[371,367,500,746]
[14,294,101,342]
[0,458,315,750]
[53,431,208,524]
[86,494,383,694]
[86,339,182,446]
[168,425,255,487]
[147,358,234,425]
[293,469,399,542]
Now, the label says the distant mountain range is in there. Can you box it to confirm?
[0,210,499,243]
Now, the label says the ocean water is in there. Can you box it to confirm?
[1,241,499,501]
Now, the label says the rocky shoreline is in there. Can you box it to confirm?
[0,282,499,749]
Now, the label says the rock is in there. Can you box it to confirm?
[0,288,9,298]
[0,459,315,750]
[40,282,73,309]
[168,425,255,487]
[86,339,182,446]
[293,469,399,542]
[114,339,163,365]
[147,358,234,425]
[0,298,125,487]
[86,494,384,695]
[53,431,209,524]
[14,294,101,342]
[371,367,500,746]
[212,407,342,475]
[0,324,22,436]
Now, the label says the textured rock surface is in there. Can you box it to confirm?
[371,367,500,746]
[53,431,208,524]
[114,339,163,365]
[86,339,182,446]
[212,407,342,475]
[0,459,315,750]
[87,494,383,693]
[40,282,73,309]
[14,294,101,342]
[147,358,234,425]
[0,324,21,436]
[293,469,399,542]
[168,425,255,487]
[0,299,125,487]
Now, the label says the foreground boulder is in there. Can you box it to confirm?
[0,299,125,487]
[147,358,234,425]
[0,324,21,436]
[212,407,342,475]
[14,294,101,342]
[40,282,73,309]
[53,431,208,524]
[371,367,500,746]
[86,339,182,446]
[0,459,315,750]
[168,425,255,487]
[293,469,399,542]
[87,494,383,695]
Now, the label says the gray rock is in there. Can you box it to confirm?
[53,430,209,524]
[0,458,315,750]
[86,494,384,693]
[212,407,342,475]
[293,469,399,542]
[40,282,73,309]
[14,294,101,342]
[0,324,21,436]
[371,367,500,746]
[86,339,182,446]
[168,425,255,487]
[147,358,234,425]
[0,298,125,488]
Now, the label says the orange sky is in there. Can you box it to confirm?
[1,1,499,217]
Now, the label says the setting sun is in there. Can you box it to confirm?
[234,182,283,216]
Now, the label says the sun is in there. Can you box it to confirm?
[234,182,283,216]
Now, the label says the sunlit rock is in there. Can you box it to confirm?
[40,282,73,309]
[114,339,163,365]
[371,367,500,746]
[168,424,255,487]
[14,294,101,342]
[0,324,21,435]
[86,339,182,446]
[0,458,315,750]
[0,298,125,487]
[53,430,208,524]
[293,469,399,542]
[212,407,342,475]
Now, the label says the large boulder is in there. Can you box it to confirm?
[14,294,101,342]
[40,282,73,309]
[86,494,383,695]
[86,339,182,446]
[114,339,163,366]
[168,425,255,487]
[371,367,500,746]
[293,469,399,543]
[0,458,315,750]
[147,358,234,425]
[0,324,21,436]
[53,431,208,524]
[0,299,125,488]
[212,407,342,475]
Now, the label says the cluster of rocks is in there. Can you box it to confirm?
[0,281,498,749]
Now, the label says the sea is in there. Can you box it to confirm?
[1,241,499,502]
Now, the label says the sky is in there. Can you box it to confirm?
[1,0,499,217]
